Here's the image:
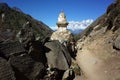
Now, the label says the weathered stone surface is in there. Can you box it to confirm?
[29,41,47,65]
[44,67,64,80]
[112,15,120,31]
[44,40,71,70]
[62,68,75,80]
[113,35,120,50]
[9,54,45,80]
[51,29,73,42]
[0,41,26,59]
[0,57,15,80]
[16,22,36,50]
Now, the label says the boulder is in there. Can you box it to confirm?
[28,41,47,65]
[113,34,120,50]
[16,21,35,50]
[44,40,71,70]
[112,15,120,32]
[62,68,75,80]
[9,54,46,80]
[0,57,15,80]
[0,41,26,59]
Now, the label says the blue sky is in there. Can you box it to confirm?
[0,0,114,27]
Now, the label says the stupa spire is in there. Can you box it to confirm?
[57,11,68,27]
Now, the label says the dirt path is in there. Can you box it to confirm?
[76,32,120,80]
[76,49,107,80]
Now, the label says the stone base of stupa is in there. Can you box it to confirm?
[50,29,73,42]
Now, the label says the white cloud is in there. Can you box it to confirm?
[68,19,93,30]
[51,19,94,34]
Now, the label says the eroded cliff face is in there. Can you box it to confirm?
[76,1,120,80]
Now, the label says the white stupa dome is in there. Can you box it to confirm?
[57,11,68,26]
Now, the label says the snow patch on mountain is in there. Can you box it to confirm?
[68,19,94,34]
[51,19,94,34]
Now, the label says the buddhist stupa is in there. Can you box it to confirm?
[57,11,68,27]
[51,11,74,42]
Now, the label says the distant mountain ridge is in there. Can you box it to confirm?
[68,19,93,34]
[51,19,93,34]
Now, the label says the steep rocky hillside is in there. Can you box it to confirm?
[0,3,53,42]
[0,3,73,80]
[75,14,106,41]
[76,0,120,80]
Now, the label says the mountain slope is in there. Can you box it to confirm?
[0,3,53,41]
[76,0,120,40]
[76,0,120,80]
[75,14,106,40]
